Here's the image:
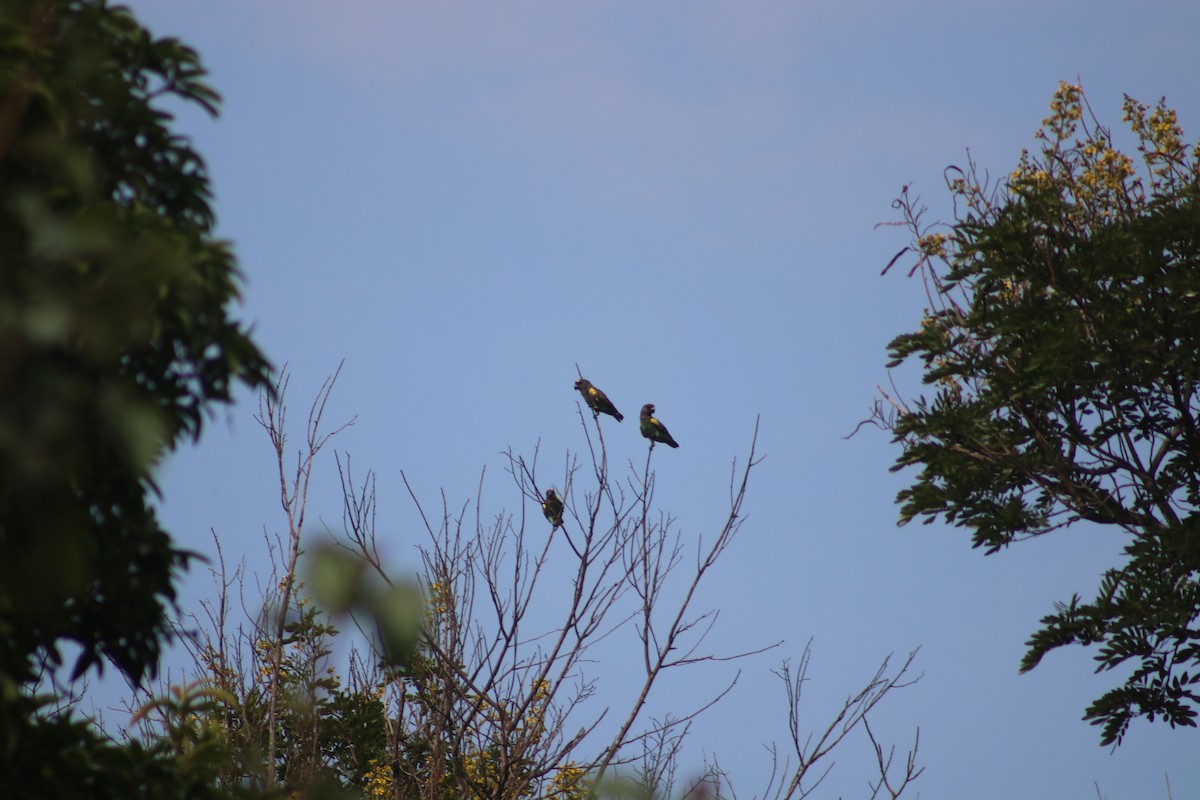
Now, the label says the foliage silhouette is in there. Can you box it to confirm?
[873,82,1200,746]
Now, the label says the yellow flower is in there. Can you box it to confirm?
[548,762,589,800]
[363,759,394,798]
[917,233,948,258]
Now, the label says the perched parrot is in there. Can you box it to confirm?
[542,488,564,529]
[574,378,624,421]
[640,404,679,448]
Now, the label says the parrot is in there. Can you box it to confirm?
[574,378,623,421]
[640,403,679,448]
[542,488,564,529]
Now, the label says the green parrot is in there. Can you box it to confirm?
[640,404,679,448]
[574,378,624,421]
[542,488,564,529]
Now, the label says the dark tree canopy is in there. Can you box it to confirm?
[0,0,268,698]
[879,82,1200,746]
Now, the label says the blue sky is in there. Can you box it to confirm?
[119,2,1200,796]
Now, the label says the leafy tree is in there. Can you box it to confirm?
[875,82,1200,746]
[0,0,268,791]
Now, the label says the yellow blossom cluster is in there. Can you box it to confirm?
[427,581,451,617]
[946,173,989,214]
[462,750,501,794]
[546,762,589,800]
[524,678,552,737]
[917,233,949,259]
[1123,95,1199,190]
[254,638,282,684]
[996,278,1021,304]
[1077,140,1135,193]
[362,759,394,798]
[1005,84,1154,225]
[1036,81,1084,142]
[1008,159,1050,189]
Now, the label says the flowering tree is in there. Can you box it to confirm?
[874,82,1200,746]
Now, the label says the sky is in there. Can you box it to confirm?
[111,2,1200,797]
